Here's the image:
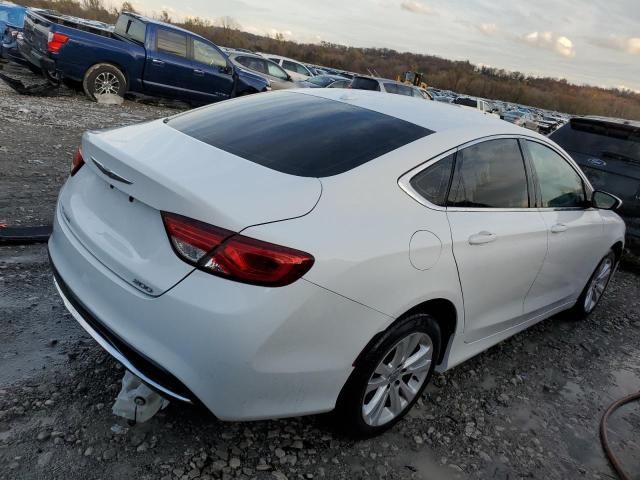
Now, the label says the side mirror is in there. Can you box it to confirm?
[220,64,233,75]
[591,190,622,210]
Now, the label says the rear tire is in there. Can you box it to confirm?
[568,250,616,320]
[334,313,441,438]
[82,63,127,101]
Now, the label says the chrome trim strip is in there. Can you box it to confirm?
[53,277,192,403]
[398,134,595,213]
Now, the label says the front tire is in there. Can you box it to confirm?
[82,63,127,101]
[335,313,441,438]
[569,250,616,320]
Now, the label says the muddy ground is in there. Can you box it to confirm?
[1,66,639,480]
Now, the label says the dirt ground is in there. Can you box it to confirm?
[1,66,640,480]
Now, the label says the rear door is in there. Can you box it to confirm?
[446,138,548,342]
[189,38,234,102]
[144,27,192,98]
[523,140,605,311]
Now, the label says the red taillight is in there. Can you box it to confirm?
[47,32,69,53]
[162,212,232,263]
[71,147,84,176]
[162,212,314,287]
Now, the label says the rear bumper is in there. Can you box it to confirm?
[49,199,389,420]
[17,37,55,72]
[51,259,195,403]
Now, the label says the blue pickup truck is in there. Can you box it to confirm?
[18,9,269,103]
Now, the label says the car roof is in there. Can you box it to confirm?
[294,89,541,137]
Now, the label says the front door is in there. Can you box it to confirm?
[446,138,548,343]
[190,39,234,102]
[144,27,193,99]
[522,140,605,312]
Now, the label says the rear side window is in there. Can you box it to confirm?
[114,15,146,44]
[526,141,585,208]
[167,92,433,177]
[351,77,381,91]
[410,154,455,206]
[157,29,187,57]
[448,139,529,208]
[236,56,267,73]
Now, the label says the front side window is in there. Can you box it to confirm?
[266,61,289,79]
[526,141,586,208]
[193,40,227,67]
[156,29,187,57]
[448,139,529,208]
[410,154,455,206]
[351,77,381,91]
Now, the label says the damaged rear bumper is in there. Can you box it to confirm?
[51,259,196,404]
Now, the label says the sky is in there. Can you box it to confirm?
[120,0,640,91]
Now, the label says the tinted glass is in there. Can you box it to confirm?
[454,97,477,108]
[236,56,267,73]
[351,77,381,91]
[410,154,455,206]
[550,120,640,162]
[168,92,433,177]
[157,29,187,57]
[193,40,226,67]
[526,141,585,208]
[448,139,529,208]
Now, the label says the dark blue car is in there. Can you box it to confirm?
[18,9,269,104]
[0,2,26,65]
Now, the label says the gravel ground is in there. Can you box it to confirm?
[1,66,640,480]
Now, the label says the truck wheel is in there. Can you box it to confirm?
[83,63,127,101]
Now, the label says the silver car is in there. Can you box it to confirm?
[227,52,295,90]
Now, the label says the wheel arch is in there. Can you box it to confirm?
[353,298,458,368]
[612,241,624,262]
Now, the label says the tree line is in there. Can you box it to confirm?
[18,0,640,120]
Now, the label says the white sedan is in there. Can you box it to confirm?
[49,89,625,437]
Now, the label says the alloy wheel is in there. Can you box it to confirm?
[584,257,613,313]
[94,72,120,95]
[362,332,433,427]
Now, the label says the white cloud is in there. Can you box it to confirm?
[478,23,497,35]
[524,31,575,57]
[593,35,640,55]
[400,1,434,15]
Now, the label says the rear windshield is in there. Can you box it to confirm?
[114,15,146,44]
[550,119,640,162]
[351,77,381,91]
[167,92,433,177]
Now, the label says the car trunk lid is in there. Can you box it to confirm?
[59,120,322,296]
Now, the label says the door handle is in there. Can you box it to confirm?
[550,223,568,233]
[151,59,164,66]
[193,69,204,76]
[468,231,497,245]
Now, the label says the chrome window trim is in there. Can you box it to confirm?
[398,134,594,213]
